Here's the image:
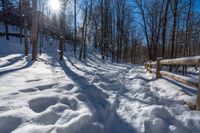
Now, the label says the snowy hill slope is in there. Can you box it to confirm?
[0,37,200,133]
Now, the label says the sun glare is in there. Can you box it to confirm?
[49,0,61,12]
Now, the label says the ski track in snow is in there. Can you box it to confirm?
[0,38,200,133]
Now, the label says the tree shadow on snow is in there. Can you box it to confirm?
[58,60,137,133]
[66,56,89,74]
[0,55,24,68]
[162,77,197,96]
[136,76,157,82]
[66,56,121,85]
[0,58,35,76]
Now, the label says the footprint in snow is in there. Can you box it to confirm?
[28,97,58,113]
[26,79,42,83]
[10,92,20,96]
[0,115,22,133]
[76,93,87,102]
[59,97,78,111]
[33,110,60,125]
[19,88,38,93]
[63,83,75,91]
[37,83,58,91]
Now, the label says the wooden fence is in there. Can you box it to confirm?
[145,56,200,110]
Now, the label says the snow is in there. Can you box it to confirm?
[0,36,200,133]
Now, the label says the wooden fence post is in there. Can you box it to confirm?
[149,61,152,73]
[146,62,149,72]
[196,59,200,110]
[148,62,151,72]
[156,57,162,79]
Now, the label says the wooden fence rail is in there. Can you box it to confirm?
[144,56,200,110]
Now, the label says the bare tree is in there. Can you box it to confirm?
[162,0,170,58]
[22,0,29,56]
[59,1,67,60]
[32,0,38,60]
[1,0,9,40]
[170,0,178,60]
[74,0,77,57]
[135,0,151,60]
[79,0,93,60]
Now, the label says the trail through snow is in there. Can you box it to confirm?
[0,37,200,133]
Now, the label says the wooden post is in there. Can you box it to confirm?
[146,62,150,72]
[147,63,150,72]
[149,62,152,73]
[196,59,200,110]
[145,63,148,70]
[156,57,162,79]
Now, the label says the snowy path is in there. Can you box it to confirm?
[0,54,136,133]
[0,52,200,133]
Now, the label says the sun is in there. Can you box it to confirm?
[49,0,61,12]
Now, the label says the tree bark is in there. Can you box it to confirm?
[162,0,170,58]
[74,0,77,57]
[59,1,66,60]
[22,0,28,56]
[2,0,9,40]
[169,0,178,71]
[31,0,38,60]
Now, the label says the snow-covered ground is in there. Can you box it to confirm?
[0,36,200,133]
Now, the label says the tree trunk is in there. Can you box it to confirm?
[169,0,178,71]
[183,0,192,57]
[2,0,9,40]
[59,2,66,60]
[19,0,23,44]
[24,17,28,56]
[162,0,170,58]
[74,0,77,57]
[22,0,28,56]
[31,0,38,60]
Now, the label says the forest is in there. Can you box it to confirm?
[1,0,199,63]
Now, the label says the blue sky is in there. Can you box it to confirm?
[194,0,200,12]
